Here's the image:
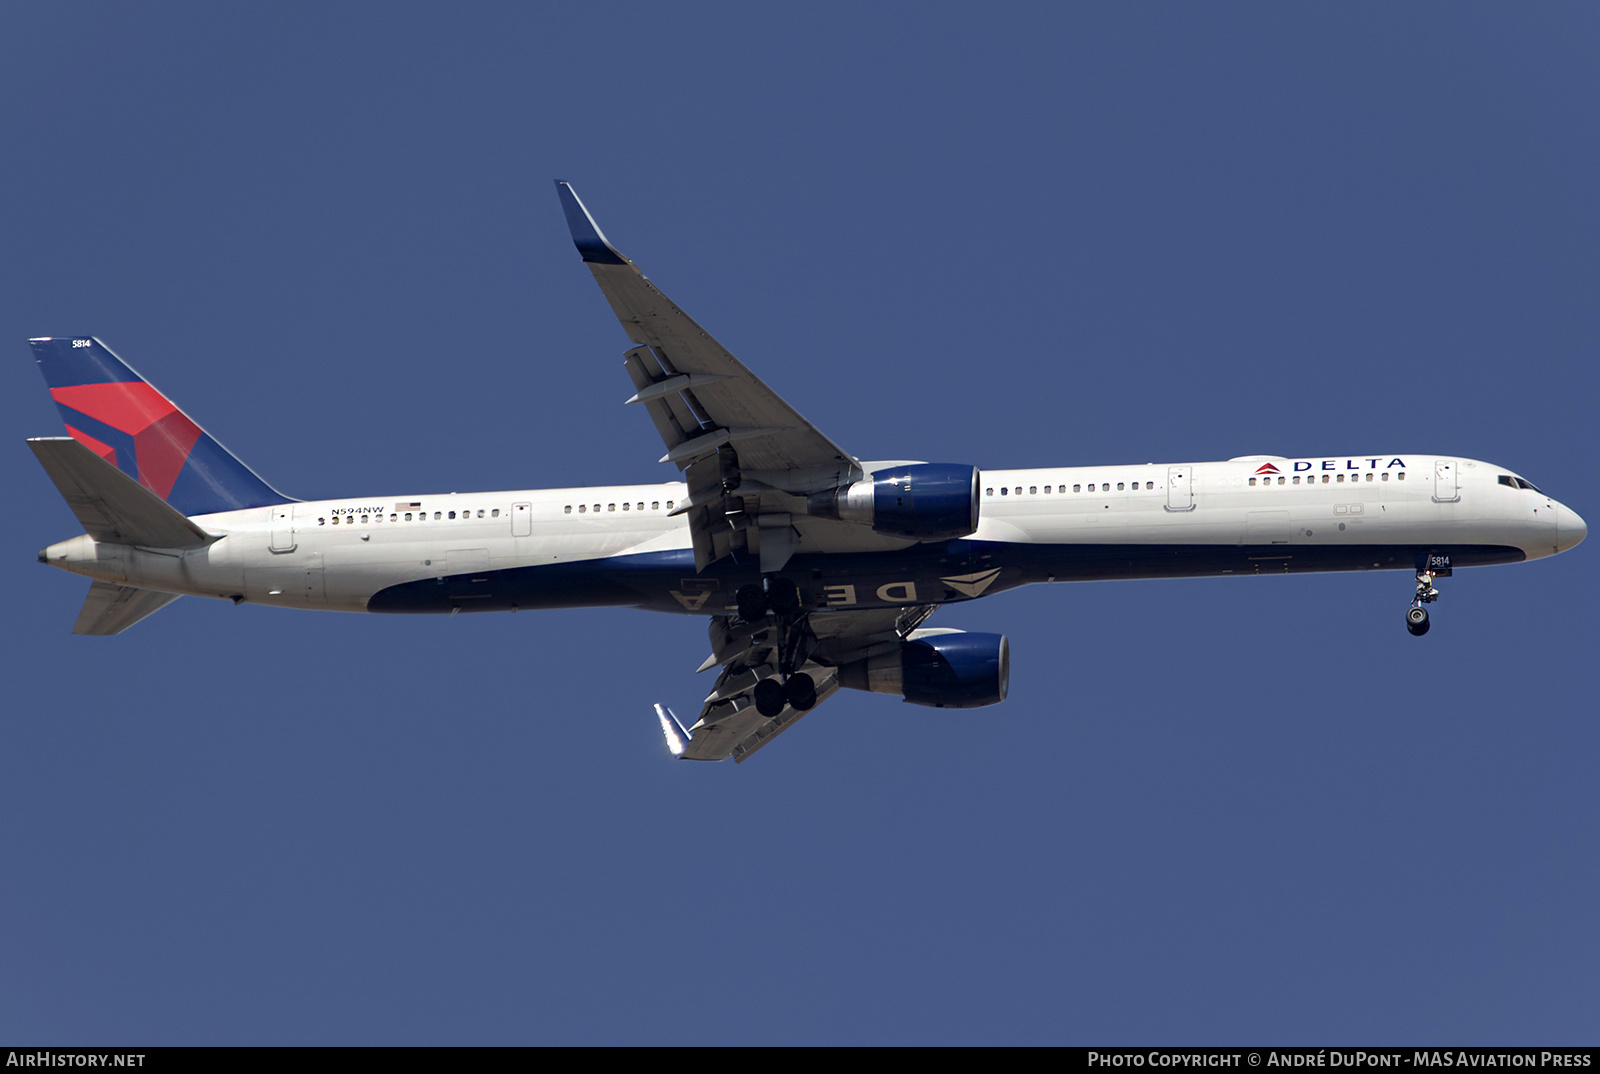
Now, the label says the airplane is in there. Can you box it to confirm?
[28,182,1588,763]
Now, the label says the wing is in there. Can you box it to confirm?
[557,182,864,571]
[656,605,938,763]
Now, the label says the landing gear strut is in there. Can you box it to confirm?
[1406,569,1439,636]
[735,577,799,621]
[737,578,816,718]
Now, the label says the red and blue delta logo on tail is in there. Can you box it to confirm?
[31,337,290,517]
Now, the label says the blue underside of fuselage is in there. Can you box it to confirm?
[364,540,1527,616]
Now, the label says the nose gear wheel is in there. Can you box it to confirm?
[1406,569,1439,636]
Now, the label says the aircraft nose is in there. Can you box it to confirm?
[1557,505,1587,553]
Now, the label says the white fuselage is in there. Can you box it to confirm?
[40,454,1583,616]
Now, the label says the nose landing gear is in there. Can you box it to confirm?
[1406,568,1439,636]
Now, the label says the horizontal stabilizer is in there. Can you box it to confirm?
[29,437,216,548]
[73,580,182,635]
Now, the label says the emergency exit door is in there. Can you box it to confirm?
[269,505,296,553]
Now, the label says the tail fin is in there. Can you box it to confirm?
[30,336,291,517]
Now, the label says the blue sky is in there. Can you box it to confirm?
[2,3,1596,1044]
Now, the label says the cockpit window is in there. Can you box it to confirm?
[1499,475,1516,488]
[1515,478,1543,493]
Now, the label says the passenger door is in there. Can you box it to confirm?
[1165,466,1194,512]
[1433,460,1460,503]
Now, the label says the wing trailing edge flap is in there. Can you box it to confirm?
[29,438,216,549]
[73,580,183,635]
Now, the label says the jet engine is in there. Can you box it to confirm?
[809,463,981,540]
[837,629,1009,708]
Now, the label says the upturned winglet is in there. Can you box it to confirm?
[556,181,629,265]
[654,703,692,759]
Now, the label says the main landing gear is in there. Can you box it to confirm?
[1405,568,1440,636]
[737,578,818,718]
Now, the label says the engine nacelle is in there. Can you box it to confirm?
[811,463,981,540]
[837,629,1009,709]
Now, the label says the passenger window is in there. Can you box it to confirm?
[1059,485,1066,493]
[1146,481,1154,490]
[1398,473,1405,481]
[404,512,412,521]
[1292,477,1300,485]
[623,502,630,511]
[1114,482,1122,491]
[578,505,586,513]
[318,517,326,526]
[1249,478,1257,486]
[435,512,442,520]
[1015,487,1022,496]
[1365,473,1372,482]
[637,503,644,511]
[1029,486,1037,495]
[1321,476,1329,484]
[666,501,674,510]
[1000,487,1008,496]
[1381,473,1388,482]
[565,506,572,514]
[478,509,485,518]
[492,509,500,517]
[652,502,660,510]
[360,514,368,523]
[608,504,616,512]
[448,511,456,519]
